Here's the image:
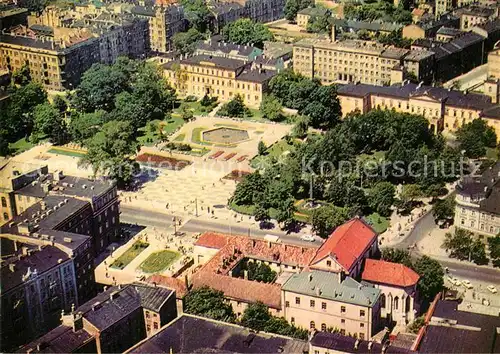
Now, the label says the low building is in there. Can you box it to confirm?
[195,37,263,61]
[17,284,178,354]
[331,19,403,36]
[435,27,463,42]
[454,160,500,237]
[361,259,420,325]
[125,314,308,353]
[337,82,500,136]
[282,270,381,339]
[453,4,499,30]
[402,14,459,40]
[296,7,329,28]
[1,243,77,352]
[145,274,187,316]
[163,54,276,107]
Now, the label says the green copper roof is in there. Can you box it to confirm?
[282,270,380,307]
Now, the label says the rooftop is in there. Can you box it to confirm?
[310,218,377,272]
[16,324,94,353]
[164,54,248,71]
[196,39,262,58]
[145,274,188,298]
[126,314,308,353]
[310,331,414,353]
[1,244,70,294]
[361,259,419,288]
[298,6,328,17]
[282,270,380,307]
[332,19,403,33]
[436,26,463,37]
[0,159,46,191]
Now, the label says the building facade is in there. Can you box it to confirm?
[163,54,276,107]
[1,243,77,351]
[454,161,500,237]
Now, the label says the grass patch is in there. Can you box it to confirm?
[140,250,180,273]
[138,116,185,146]
[173,133,186,142]
[174,101,215,117]
[486,147,499,160]
[8,138,34,155]
[191,127,213,146]
[363,213,389,234]
[251,138,296,168]
[48,147,86,158]
[111,241,149,270]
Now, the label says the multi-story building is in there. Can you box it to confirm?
[488,48,500,79]
[435,27,463,42]
[282,270,381,339]
[18,284,178,353]
[163,54,277,107]
[454,160,500,237]
[435,0,455,18]
[292,35,433,86]
[195,37,263,61]
[402,14,460,40]
[296,7,329,28]
[230,0,285,23]
[453,4,499,30]
[0,3,28,30]
[471,18,500,56]
[208,2,245,33]
[1,242,77,351]
[361,259,420,325]
[130,2,186,53]
[337,81,500,136]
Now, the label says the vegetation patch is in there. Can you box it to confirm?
[111,241,149,270]
[140,250,180,273]
[363,213,389,234]
[48,147,87,158]
[8,138,35,156]
[136,153,191,170]
[223,170,252,182]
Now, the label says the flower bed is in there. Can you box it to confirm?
[209,150,224,159]
[223,170,251,182]
[223,152,237,161]
[136,153,191,170]
[236,155,248,162]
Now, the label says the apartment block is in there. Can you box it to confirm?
[1,242,77,351]
[292,36,434,86]
[435,0,455,18]
[337,82,500,136]
[488,48,500,79]
[228,0,285,23]
[296,7,329,28]
[209,2,245,34]
[402,14,460,40]
[163,54,276,107]
[454,161,500,237]
[453,3,499,30]
[18,284,178,354]
[0,3,28,30]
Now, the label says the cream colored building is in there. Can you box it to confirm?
[296,7,329,28]
[488,48,500,80]
[163,54,276,107]
[282,270,381,339]
[455,161,500,237]
[293,35,434,86]
[337,82,500,137]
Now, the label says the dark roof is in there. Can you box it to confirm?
[1,245,70,293]
[332,19,402,32]
[475,18,500,34]
[420,299,500,353]
[130,5,155,16]
[418,14,459,30]
[298,7,328,17]
[127,314,308,353]
[337,82,494,110]
[16,325,94,353]
[310,332,414,353]
[482,105,500,119]
[134,283,174,312]
[456,161,500,213]
[455,5,496,18]
[0,34,57,50]
[196,40,260,57]
[436,27,462,36]
[164,54,247,71]
[237,68,277,83]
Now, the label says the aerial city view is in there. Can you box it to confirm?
[0,0,499,351]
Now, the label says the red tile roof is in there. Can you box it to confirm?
[362,259,420,287]
[191,232,317,309]
[145,275,188,298]
[191,272,282,309]
[310,218,377,272]
[194,232,230,249]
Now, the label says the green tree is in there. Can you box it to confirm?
[432,196,456,223]
[172,28,204,54]
[369,182,395,217]
[222,19,274,48]
[180,105,194,122]
[381,248,413,268]
[184,286,236,322]
[306,11,332,34]
[217,94,249,117]
[275,198,296,229]
[488,235,500,268]
[291,115,309,138]
[413,256,444,303]
[241,302,271,331]
[30,103,68,145]
[180,0,213,32]
[11,64,31,85]
[408,316,425,334]
[52,95,68,114]
[442,228,474,261]
[311,205,349,238]
[69,110,107,144]
[260,94,284,121]
[254,202,271,223]
[79,120,139,188]
[232,172,266,205]
[470,238,488,265]
[396,184,422,213]
[284,0,313,21]
[258,141,267,155]
[0,130,10,156]
[457,119,497,159]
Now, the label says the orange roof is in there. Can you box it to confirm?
[362,259,420,287]
[146,274,187,298]
[412,8,425,16]
[191,272,282,309]
[310,218,377,272]
[194,232,230,249]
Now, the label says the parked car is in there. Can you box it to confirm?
[487,285,497,293]
[461,280,473,289]
[300,234,315,242]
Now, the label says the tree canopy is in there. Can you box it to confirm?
[456,119,497,159]
[222,19,274,49]
[179,0,213,32]
[184,286,236,322]
[172,28,204,54]
[284,0,313,21]
[442,228,488,265]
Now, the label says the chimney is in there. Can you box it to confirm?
[185,274,190,289]
[354,339,360,350]
[252,239,256,247]
[22,246,29,256]
[315,286,321,296]
[243,270,248,280]
[308,273,313,282]
[9,263,16,272]
[268,241,272,248]
[368,341,373,351]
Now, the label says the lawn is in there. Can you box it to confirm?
[191,127,211,145]
[48,147,87,158]
[111,241,149,270]
[363,213,389,234]
[251,138,297,168]
[138,116,185,146]
[8,138,34,155]
[140,250,180,273]
[173,133,186,142]
[173,100,215,117]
